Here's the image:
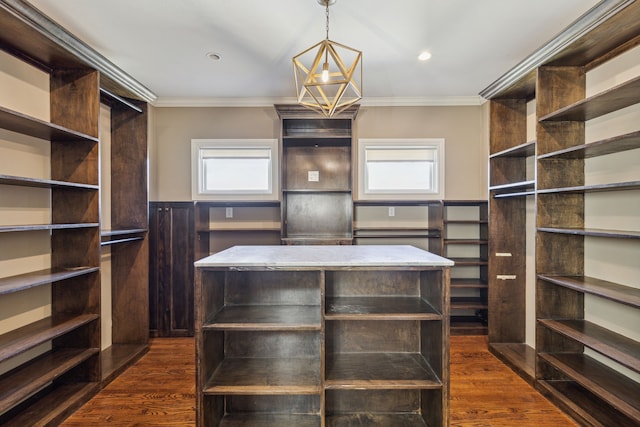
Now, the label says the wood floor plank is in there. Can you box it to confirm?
[61,336,578,426]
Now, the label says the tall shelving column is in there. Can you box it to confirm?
[535,61,640,425]
[443,200,489,335]
[486,96,537,381]
[100,93,150,383]
[275,104,359,245]
[0,62,102,426]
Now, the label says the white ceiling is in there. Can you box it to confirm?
[28,0,601,106]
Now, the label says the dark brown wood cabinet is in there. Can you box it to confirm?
[149,202,195,337]
[276,104,359,245]
[194,245,452,426]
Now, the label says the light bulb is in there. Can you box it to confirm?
[322,62,329,82]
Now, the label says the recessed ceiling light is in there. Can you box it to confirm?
[418,51,432,61]
[206,52,221,61]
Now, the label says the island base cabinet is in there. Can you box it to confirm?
[195,245,451,426]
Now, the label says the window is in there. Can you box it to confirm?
[358,138,445,200]
[191,139,279,201]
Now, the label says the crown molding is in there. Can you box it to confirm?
[152,95,484,108]
[1,0,157,103]
[479,0,635,99]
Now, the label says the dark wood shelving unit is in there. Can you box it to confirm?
[353,200,443,254]
[194,201,281,258]
[195,245,452,426]
[0,2,153,423]
[276,104,358,245]
[443,201,488,335]
[483,5,640,423]
[531,3,640,425]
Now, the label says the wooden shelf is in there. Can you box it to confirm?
[325,353,440,389]
[493,190,536,199]
[450,317,487,336]
[451,278,487,289]
[0,314,99,363]
[0,267,99,296]
[538,319,640,372]
[198,226,281,233]
[537,130,640,160]
[0,105,99,143]
[490,140,536,158]
[219,414,321,427]
[100,229,147,246]
[101,344,149,386]
[539,75,640,122]
[447,257,487,266]
[204,305,321,330]
[101,228,147,236]
[203,357,321,394]
[444,239,488,245]
[488,343,535,384]
[0,382,100,427]
[489,180,536,195]
[451,297,488,310]
[327,414,428,426]
[537,380,639,427]
[539,352,640,421]
[195,201,280,208]
[0,223,99,233]
[0,174,99,190]
[354,228,440,239]
[325,296,440,320]
[537,275,640,308]
[537,180,640,194]
[537,227,640,239]
[0,348,99,414]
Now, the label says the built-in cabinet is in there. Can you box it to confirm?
[149,202,195,337]
[276,104,358,245]
[0,4,152,423]
[482,1,640,424]
[194,245,452,426]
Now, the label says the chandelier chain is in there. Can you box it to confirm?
[325,2,330,40]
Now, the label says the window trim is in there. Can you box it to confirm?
[357,138,445,200]
[191,138,279,201]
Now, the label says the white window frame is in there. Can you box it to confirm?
[357,138,445,200]
[191,139,279,201]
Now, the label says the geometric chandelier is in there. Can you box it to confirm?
[293,0,362,117]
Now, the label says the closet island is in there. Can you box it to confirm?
[194,245,453,426]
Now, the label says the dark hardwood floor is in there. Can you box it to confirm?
[61,336,577,426]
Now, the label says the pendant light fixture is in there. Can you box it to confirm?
[293,0,362,117]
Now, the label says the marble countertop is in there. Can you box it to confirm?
[195,245,454,268]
